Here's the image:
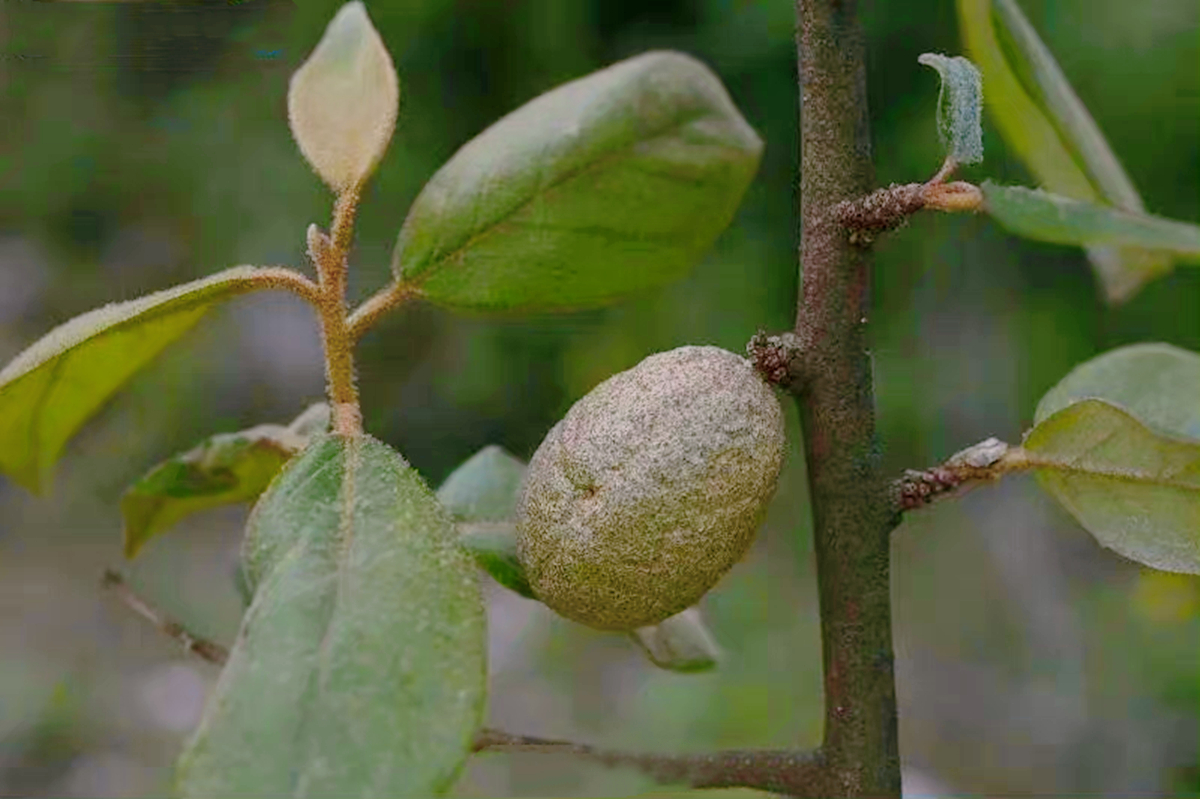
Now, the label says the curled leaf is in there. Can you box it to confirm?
[120,403,329,559]
[917,53,984,165]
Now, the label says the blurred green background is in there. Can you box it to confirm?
[0,0,1196,796]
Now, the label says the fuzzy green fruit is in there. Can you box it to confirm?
[516,346,785,631]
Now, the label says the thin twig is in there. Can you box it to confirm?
[473,728,832,797]
[101,569,229,666]
[894,438,1029,512]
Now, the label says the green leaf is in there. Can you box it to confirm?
[630,607,721,673]
[458,522,534,600]
[957,0,1172,301]
[983,183,1200,262]
[437,445,526,522]
[436,445,533,598]
[0,267,272,493]
[1035,343,1200,439]
[120,403,330,559]
[917,53,983,165]
[1024,400,1200,574]
[288,1,399,193]
[177,435,486,798]
[393,50,762,312]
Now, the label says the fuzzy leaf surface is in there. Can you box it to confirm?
[393,50,762,311]
[957,0,1172,301]
[983,183,1200,262]
[121,405,329,558]
[176,435,486,797]
[1025,400,1200,574]
[0,267,269,493]
[917,53,983,165]
[288,1,398,192]
[1035,343,1200,438]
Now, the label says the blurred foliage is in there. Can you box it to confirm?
[0,0,1196,796]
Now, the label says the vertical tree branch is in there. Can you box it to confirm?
[794,1,902,796]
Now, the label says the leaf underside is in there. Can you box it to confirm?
[0,267,268,493]
[957,0,1173,301]
[983,183,1200,265]
[917,52,984,165]
[176,435,486,798]
[393,50,763,312]
[1025,399,1200,574]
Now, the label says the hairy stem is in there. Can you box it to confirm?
[793,0,902,795]
[474,729,832,797]
[311,190,364,437]
[347,281,416,341]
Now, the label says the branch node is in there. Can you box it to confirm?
[747,330,806,388]
[833,182,927,243]
[894,437,1017,511]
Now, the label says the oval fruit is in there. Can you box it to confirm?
[516,346,785,630]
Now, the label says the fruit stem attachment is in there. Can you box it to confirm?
[310,188,364,437]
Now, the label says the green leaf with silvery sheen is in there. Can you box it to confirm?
[288,1,398,192]
[0,267,273,493]
[917,53,983,165]
[120,403,330,559]
[983,183,1200,263]
[392,50,762,312]
[957,0,1173,302]
[1026,344,1200,573]
[177,435,485,798]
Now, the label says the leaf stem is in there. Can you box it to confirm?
[248,267,323,306]
[347,281,417,341]
[473,728,833,796]
[311,189,364,437]
[793,0,902,794]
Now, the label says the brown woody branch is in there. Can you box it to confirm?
[473,728,832,797]
[792,0,902,795]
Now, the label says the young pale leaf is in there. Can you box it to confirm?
[630,607,721,673]
[1024,400,1200,574]
[120,404,329,559]
[1035,344,1200,439]
[917,53,983,165]
[393,50,762,312]
[436,445,533,597]
[177,435,486,798]
[957,0,1172,301]
[0,267,271,494]
[983,183,1200,263]
[288,1,399,193]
